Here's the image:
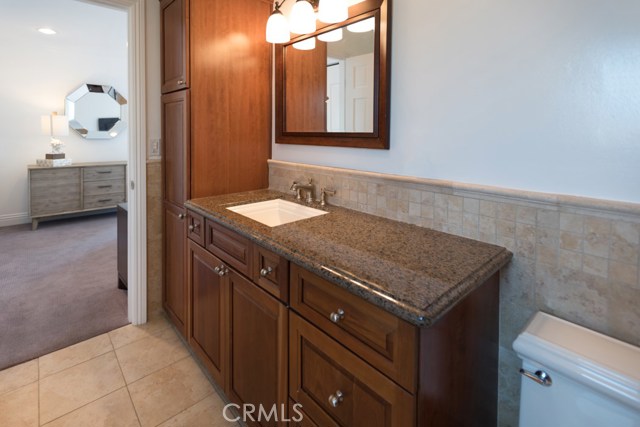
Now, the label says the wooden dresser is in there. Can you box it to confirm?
[28,161,127,230]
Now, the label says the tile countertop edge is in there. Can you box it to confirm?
[184,195,512,327]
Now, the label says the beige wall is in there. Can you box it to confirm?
[145,0,162,318]
[269,159,640,427]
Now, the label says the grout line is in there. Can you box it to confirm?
[113,347,142,427]
[39,343,115,381]
[152,391,215,427]
[39,387,128,426]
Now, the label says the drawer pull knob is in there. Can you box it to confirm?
[260,267,273,277]
[177,79,186,85]
[188,223,200,232]
[329,309,345,323]
[178,214,186,220]
[214,265,228,277]
[328,390,344,408]
[97,171,112,174]
[98,199,112,203]
[97,185,112,189]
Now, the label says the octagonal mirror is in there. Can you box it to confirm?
[65,84,128,139]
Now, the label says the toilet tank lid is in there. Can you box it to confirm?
[513,312,640,410]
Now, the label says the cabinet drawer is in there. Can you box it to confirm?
[290,265,418,392]
[253,244,289,303]
[205,221,252,276]
[290,313,414,427]
[83,165,126,181]
[83,179,125,196]
[84,193,125,209]
[187,210,204,246]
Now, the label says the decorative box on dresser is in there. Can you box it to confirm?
[160,0,271,339]
[28,161,126,230]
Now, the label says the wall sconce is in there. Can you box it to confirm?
[266,0,349,44]
[38,112,72,167]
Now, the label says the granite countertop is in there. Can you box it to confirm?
[186,189,512,327]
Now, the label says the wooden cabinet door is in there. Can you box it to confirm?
[189,0,271,198]
[160,0,189,93]
[161,90,190,207]
[290,313,414,427]
[187,240,227,385]
[163,202,187,337]
[228,270,288,427]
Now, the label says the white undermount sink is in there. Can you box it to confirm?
[226,199,328,227]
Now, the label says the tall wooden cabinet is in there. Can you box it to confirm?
[160,0,271,339]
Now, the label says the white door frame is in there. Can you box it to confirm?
[77,0,148,325]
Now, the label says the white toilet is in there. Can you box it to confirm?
[513,312,640,427]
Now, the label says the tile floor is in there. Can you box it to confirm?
[0,315,238,427]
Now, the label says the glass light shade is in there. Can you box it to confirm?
[292,37,316,50]
[318,0,348,24]
[289,0,316,34]
[317,28,343,42]
[41,114,69,136]
[51,115,69,137]
[266,10,290,43]
[347,17,375,33]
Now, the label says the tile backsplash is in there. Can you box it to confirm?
[269,159,640,427]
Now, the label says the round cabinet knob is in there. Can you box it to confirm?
[328,390,344,408]
[329,308,345,324]
[214,265,228,277]
[177,79,185,85]
[260,267,273,277]
[178,213,185,220]
[188,225,194,231]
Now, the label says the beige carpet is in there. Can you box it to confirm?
[0,213,129,370]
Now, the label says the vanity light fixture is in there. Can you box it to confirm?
[38,28,56,35]
[347,17,375,33]
[292,37,316,50]
[266,2,290,43]
[289,0,316,34]
[317,27,343,42]
[318,0,348,23]
[266,0,349,43]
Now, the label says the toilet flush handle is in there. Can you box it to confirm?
[520,369,553,387]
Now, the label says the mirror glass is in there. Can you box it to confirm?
[284,16,376,133]
[65,84,128,139]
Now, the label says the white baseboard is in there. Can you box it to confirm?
[0,212,30,228]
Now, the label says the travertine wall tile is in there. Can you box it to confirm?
[268,160,640,427]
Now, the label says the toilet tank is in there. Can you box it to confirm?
[513,312,640,427]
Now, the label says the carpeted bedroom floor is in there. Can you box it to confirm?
[0,213,129,371]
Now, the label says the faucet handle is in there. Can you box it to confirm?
[320,188,336,206]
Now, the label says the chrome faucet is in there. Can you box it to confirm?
[290,179,315,203]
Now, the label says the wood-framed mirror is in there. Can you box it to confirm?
[275,0,391,149]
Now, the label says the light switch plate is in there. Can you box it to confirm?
[149,138,161,159]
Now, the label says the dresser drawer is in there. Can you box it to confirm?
[290,265,418,392]
[83,179,126,196]
[205,221,252,276]
[31,195,81,217]
[186,210,204,246]
[253,244,289,303]
[83,165,126,181]
[84,193,125,209]
[30,167,80,183]
[290,313,414,427]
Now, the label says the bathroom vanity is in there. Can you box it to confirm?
[177,189,511,427]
